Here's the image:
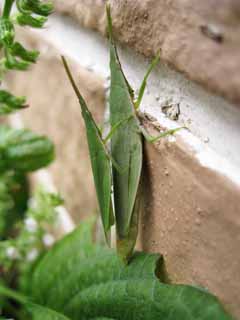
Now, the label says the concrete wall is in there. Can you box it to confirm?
[4,1,240,317]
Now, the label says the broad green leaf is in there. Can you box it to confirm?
[0,284,70,320]
[27,224,233,319]
[64,280,232,320]
[89,318,116,320]
[27,303,71,320]
[36,251,161,311]
[62,57,114,241]
[29,218,98,302]
[0,125,54,173]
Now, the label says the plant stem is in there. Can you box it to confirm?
[2,0,15,18]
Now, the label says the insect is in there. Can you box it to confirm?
[62,56,116,244]
[62,4,182,262]
[106,4,182,262]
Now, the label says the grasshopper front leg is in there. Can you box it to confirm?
[134,54,186,143]
[134,53,160,109]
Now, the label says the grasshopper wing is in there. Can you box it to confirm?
[62,56,114,243]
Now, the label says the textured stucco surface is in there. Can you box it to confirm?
[53,0,240,106]
[5,31,105,222]
[140,118,240,318]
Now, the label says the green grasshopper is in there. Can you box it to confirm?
[106,4,182,262]
[62,4,182,262]
[62,56,116,244]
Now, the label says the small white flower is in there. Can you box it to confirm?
[25,217,38,232]
[6,246,19,260]
[26,248,39,262]
[42,233,55,247]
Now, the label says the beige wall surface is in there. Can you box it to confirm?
[54,0,240,106]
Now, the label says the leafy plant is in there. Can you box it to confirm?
[0,0,58,315]
[0,0,55,237]
[0,187,63,317]
[0,125,54,173]
[0,220,233,319]
[0,0,53,114]
[0,170,28,238]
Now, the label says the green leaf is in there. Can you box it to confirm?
[0,222,232,319]
[0,18,14,46]
[11,42,39,63]
[19,0,54,17]
[29,218,97,301]
[0,284,70,320]
[25,223,233,320]
[64,280,232,320]
[4,50,30,71]
[0,171,28,238]
[26,303,71,320]
[0,126,55,173]
[16,13,47,28]
[0,89,27,114]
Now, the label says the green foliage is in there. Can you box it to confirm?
[0,18,14,46]
[0,221,234,319]
[0,125,55,173]
[0,0,53,114]
[0,90,27,114]
[0,187,62,272]
[11,42,39,63]
[16,0,53,17]
[16,13,47,28]
[0,170,28,238]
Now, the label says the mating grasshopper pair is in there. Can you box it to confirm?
[62,5,181,263]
